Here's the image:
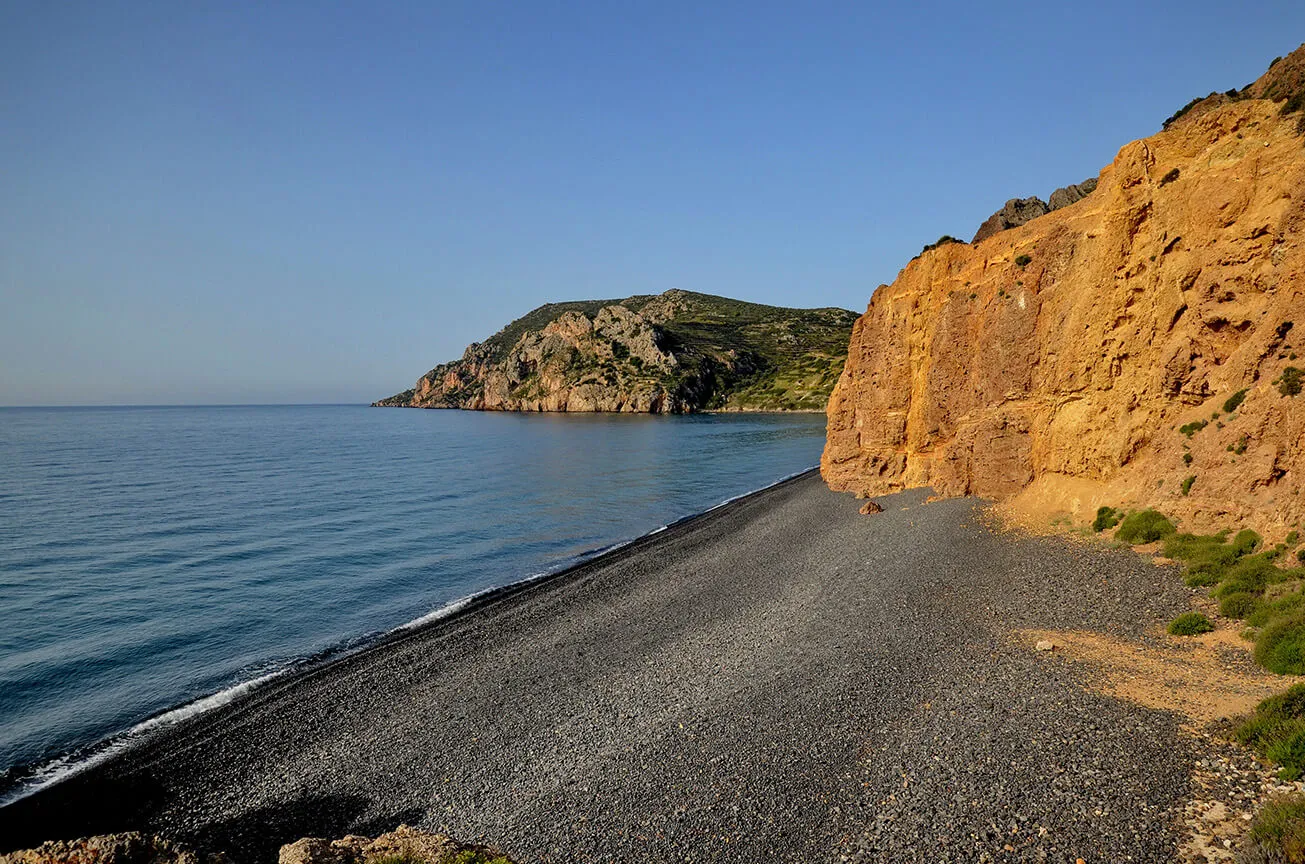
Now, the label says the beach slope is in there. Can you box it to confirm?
[0,474,1195,862]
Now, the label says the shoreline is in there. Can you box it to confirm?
[0,473,1205,863]
[369,403,830,415]
[0,466,821,810]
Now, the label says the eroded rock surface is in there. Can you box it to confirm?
[0,834,222,864]
[824,47,1305,535]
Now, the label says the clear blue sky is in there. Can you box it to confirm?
[3,1,1303,405]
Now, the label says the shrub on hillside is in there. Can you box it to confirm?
[1014,254,1032,267]
[1168,611,1215,636]
[1247,794,1305,862]
[1250,593,1305,629]
[1159,168,1181,186]
[1214,555,1287,598]
[1224,389,1249,413]
[1234,529,1265,557]
[1181,475,1197,496]
[1280,367,1304,398]
[1116,509,1176,544]
[1092,506,1122,532]
[1256,615,1305,675]
[1221,591,1261,619]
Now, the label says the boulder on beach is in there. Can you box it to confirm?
[0,828,514,864]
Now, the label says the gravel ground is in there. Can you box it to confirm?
[0,473,1198,862]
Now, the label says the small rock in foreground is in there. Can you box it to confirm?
[0,828,513,864]
[859,501,884,515]
[279,826,511,864]
[0,833,225,864]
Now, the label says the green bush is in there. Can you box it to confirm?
[1179,419,1208,437]
[1159,167,1182,186]
[1184,565,1224,587]
[1183,452,1193,465]
[1248,794,1305,862]
[1215,555,1287,598]
[1281,367,1304,398]
[1168,611,1215,636]
[1249,593,1305,628]
[1116,509,1177,544]
[1269,733,1305,782]
[1288,531,1301,548]
[450,852,516,864]
[1014,254,1032,267]
[1224,389,1249,413]
[1164,531,1231,559]
[1221,591,1260,619]
[1234,529,1265,557]
[1299,549,1305,564]
[919,235,964,256]
[1257,615,1305,674]
[1092,506,1122,532]
[1181,475,1196,496]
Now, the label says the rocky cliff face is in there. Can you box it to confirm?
[377,289,857,413]
[823,47,1305,535]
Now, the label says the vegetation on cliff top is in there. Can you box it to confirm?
[376,290,858,413]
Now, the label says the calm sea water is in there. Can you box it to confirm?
[0,405,826,796]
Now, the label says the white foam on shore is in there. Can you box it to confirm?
[1,464,818,807]
[1,669,286,807]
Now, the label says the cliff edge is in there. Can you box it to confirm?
[823,46,1305,534]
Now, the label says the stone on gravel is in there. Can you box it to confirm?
[1035,639,1056,651]
[859,500,884,515]
[278,826,498,864]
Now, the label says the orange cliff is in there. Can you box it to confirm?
[822,50,1305,536]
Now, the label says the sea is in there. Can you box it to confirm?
[0,405,828,801]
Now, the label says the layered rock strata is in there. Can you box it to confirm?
[824,49,1305,534]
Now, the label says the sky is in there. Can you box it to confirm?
[3,2,1305,405]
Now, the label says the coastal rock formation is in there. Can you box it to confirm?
[823,46,1305,535]
[376,289,857,413]
[971,197,1050,244]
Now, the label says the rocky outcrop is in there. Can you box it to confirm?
[971,197,1050,244]
[823,46,1305,536]
[0,834,224,864]
[0,828,511,864]
[376,289,858,413]
[279,826,510,864]
[1048,178,1098,212]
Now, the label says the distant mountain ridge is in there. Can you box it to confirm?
[375,289,858,413]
